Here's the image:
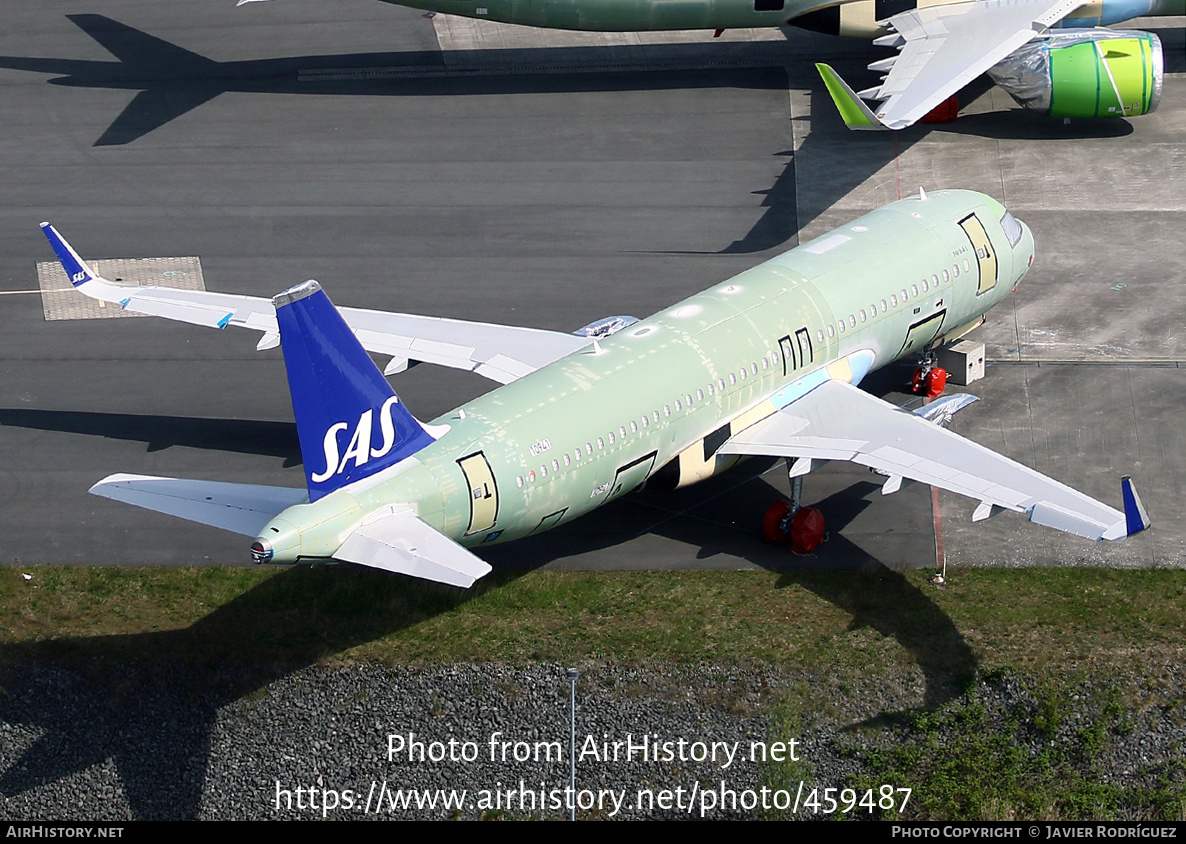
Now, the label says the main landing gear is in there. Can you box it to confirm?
[762,460,826,554]
[912,353,948,398]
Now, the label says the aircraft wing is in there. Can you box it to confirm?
[817,0,1086,130]
[40,223,590,384]
[719,379,1135,541]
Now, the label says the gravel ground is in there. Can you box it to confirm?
[0,660,1182,820]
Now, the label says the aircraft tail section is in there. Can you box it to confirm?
[273,280,436,501]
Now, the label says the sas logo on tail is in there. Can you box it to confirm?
[312,396,404,483]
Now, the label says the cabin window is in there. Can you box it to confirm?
[838,321,846,334]
[881,299,888,313]
[921,278,929,292]
[686,393,693,405]
[943,269,950,283]
[963,259,971,272]
[586,443,593,455]
[620,426,628,438]
[664,404,671,417]
[750,363,758,376]
[597,437,604,450]
[859,309,867,323]
[541,465,548,478]
[564,453,571,466]
[818,329,825,342]
[718,378,727,391]
[574,449,581,461]
[552,459,559,471]
[697,388,704,401]
[911,284,919,298]
[953,264,960,277]
[516,475,524,488]
[676,399,683,411]
[653,410,660,424]
[739,368,747,381]
[707,384,714,397]
[901,288,908,302]
[609,431,615,444]
[630,421,638,434]
[642,415,649,428]
[528,471,536,483]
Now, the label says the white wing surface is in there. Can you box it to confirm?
[90,474,309,536]
[719,380,1128,541]
[41,223,590,384]
[854,0,1085,129]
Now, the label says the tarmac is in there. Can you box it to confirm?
[0,0,1182,573]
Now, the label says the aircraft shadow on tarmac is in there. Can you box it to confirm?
[4,15,1161,252]
[0,409,302,465]
[0,362,973,818]
[0,488,974,819]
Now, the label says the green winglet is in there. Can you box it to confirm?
[815,63,886,130]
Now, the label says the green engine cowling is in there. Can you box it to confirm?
[988,30,1163,119]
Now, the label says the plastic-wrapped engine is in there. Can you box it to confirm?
[988,30,1163,118]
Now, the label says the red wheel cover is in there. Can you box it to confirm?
[790,507,825,554]
[762,500,792,543]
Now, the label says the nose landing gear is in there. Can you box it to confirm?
[911,353,948,398]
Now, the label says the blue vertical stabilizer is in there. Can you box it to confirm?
[274,280,435,501]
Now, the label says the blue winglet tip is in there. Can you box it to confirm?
[1121,475,1150,536]
[40,222,91,287]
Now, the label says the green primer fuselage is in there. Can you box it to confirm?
[386,0,804,30]
[379,0,1185,32]
[267,190,1032,561]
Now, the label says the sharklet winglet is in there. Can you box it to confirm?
[41,222,101,287]
[815,63,888,131]
[1121,475,1151,536]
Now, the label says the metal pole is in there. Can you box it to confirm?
[566,667,579,821]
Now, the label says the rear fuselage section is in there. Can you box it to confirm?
[269,189,1031,561]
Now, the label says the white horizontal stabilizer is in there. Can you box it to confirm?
[334,507,492,588]
[90,473,308,536]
